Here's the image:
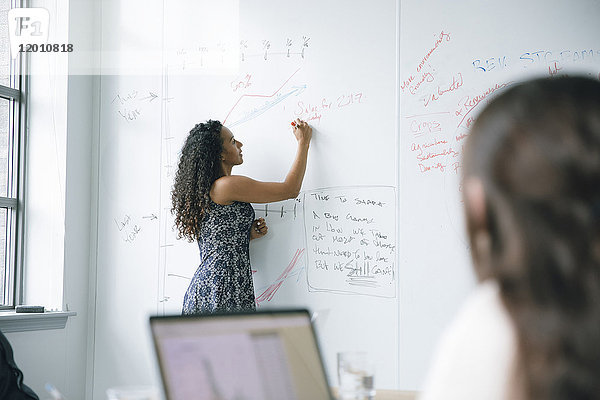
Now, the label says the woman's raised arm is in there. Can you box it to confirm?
[210,119,312,205]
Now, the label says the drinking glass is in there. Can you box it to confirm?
[337,352,376,400]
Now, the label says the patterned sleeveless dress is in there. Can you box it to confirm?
[182,200,256,314]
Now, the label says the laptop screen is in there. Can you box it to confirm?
[150,309,333,400]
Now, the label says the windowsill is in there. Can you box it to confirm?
[0,311,77,333]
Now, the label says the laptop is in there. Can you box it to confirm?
[150,309,334,400]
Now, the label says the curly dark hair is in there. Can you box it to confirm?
[464,77,600,399]
[171,120,224,242]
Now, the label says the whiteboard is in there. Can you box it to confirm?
[91,0,600,397]
[399,0,600,389]
[157,0,399,388]
[93,0,398,397]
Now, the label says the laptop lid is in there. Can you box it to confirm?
[150,309,333,400]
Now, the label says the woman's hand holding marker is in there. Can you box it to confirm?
[291,118,312,145]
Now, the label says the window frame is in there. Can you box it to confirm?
[0,0,28,309]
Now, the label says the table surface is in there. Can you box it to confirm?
[331,389,418,400]
[375,390,418,400]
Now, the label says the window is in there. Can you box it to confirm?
[0,0,25,308]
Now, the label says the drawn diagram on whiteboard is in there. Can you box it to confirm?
[223,68,306,127]
[303,186,397,298]
[255,248,305,305]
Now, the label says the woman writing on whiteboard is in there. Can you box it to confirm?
[420,77,600,399]
[171,119,312,314]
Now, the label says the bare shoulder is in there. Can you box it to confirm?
[210,175,255,205]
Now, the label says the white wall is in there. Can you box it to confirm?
[6,1,98,399]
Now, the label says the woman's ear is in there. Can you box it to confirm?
[464,177,492,281]
[464,177,487,230]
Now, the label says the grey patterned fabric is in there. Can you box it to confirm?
[182,200,256,314]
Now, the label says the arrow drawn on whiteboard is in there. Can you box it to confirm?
[223,67,303,126]
[139,92,159,102]
[142,214,158,220]
[168,273,191,280]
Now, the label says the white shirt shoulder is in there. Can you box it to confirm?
[419,280,517,400]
